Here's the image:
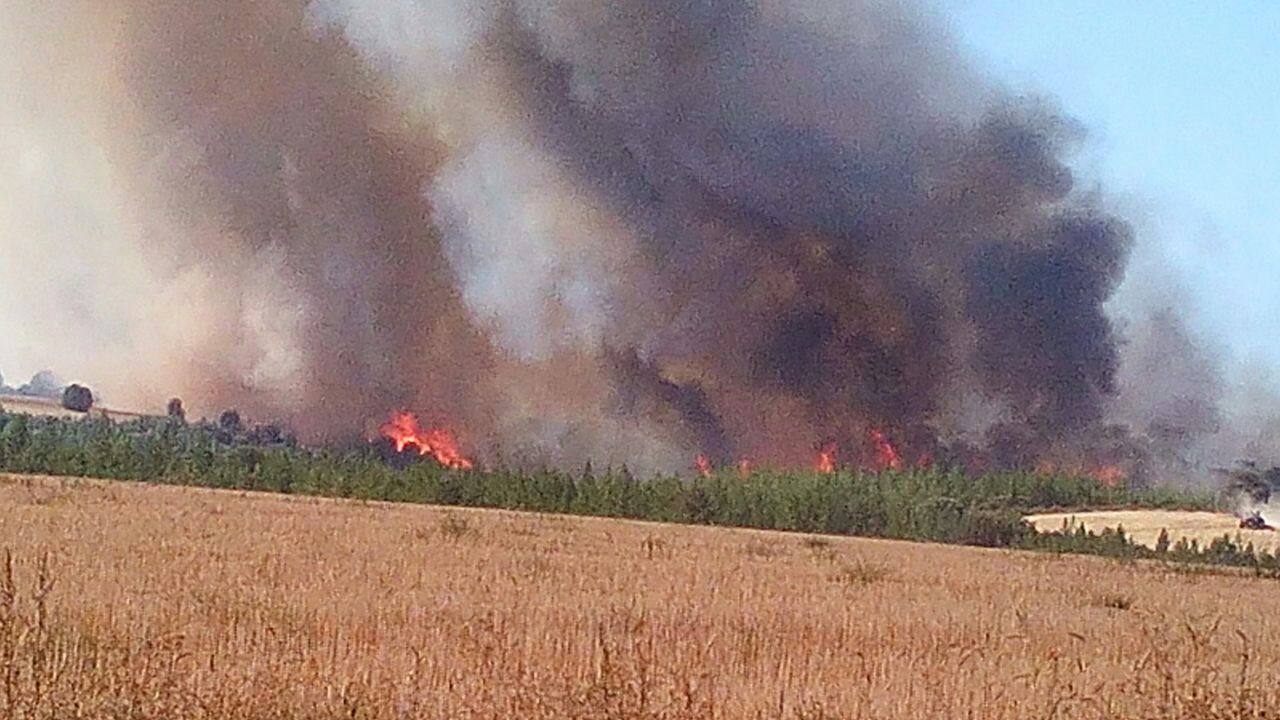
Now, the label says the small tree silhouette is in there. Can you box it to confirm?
[61,384,94,413]
[21,370,62,398]
[219,409,243,434]
[167,398,186,423]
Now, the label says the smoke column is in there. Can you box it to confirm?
[0,0,1268,475]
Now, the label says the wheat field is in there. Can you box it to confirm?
[2,474,1279,719]
[1026,510,1280,554]
[0,395,152,422]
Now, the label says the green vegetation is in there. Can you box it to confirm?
[0,410,1265,574]
[1027,521,1280,579]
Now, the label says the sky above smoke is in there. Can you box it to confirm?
[0,0,1273,476]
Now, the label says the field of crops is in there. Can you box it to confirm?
[0,396,86,420]
[0,394,152,422]
[1027,509,1280,554]
[2,474,1278,719]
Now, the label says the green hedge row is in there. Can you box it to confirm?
[1,410,1261,575]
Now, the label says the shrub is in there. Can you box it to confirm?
[962,507,1033,548]
[218,410,243,434]
[61,384,93,413]
[167,398,186,423]
[1155,527,1171,554]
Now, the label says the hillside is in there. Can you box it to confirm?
[1,474,1277,719]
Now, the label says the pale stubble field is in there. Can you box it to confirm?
[1,474,1278,719]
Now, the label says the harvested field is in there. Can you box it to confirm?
[0,394,151,422]
[1026,509,1280,554]
[2,474,1279,719]
[0,395,84,420]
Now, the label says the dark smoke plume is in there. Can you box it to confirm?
[0,0,1262,475]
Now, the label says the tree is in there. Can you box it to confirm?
[218,410,243,434]
[1226,461,1280,505]
[61,384,94,413]
[1,414,30,460]
[167,398,186,423]
[247,423,286,446]
[20,370,62,398]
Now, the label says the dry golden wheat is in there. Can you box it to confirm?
[1026,510,1280,554]
[2,474,1279,719]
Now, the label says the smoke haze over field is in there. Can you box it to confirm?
[1,0,1274,476]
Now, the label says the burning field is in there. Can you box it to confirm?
[4,0,1275,481]
[3,474,1280,719]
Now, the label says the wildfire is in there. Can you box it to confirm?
[692,456,757,477]
[1089,465,1126,488]
[379,411,474,470]
[869,429,902,470]
[815,442,838,473]
[695,455,713,478]
[1034,461,1127,488]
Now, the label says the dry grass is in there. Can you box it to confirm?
[1026,510,1280,554]
[0,394,152,422]
[2,474,1279,719]
[0,396,85,420]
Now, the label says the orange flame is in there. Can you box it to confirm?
[694,455,713,478]
[869,429,902,470]
[1089,465,1126,488]
[694,457,757,477]
[815,442,838,473]
[1034,461,1126,488]
[380,411,474,470]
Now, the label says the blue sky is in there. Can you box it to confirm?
[942,1,1280,367]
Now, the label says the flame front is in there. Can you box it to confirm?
[869,429,902,470]
[815,442,838,473]
[1089,465,1126,488]
[1035,461,1126,488]
[694,456,759,477]
[694,455,713,478]
[380,411,474,470]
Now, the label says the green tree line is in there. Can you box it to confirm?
[2,409,1270,575]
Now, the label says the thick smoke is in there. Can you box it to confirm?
[0,0,1265,475]
[311,0,1134,469]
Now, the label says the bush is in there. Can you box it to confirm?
[167,398,186,423]
[962,507,1033,547]
[218,410,243,435]
[61,385,93,413]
